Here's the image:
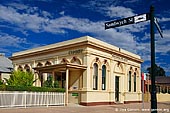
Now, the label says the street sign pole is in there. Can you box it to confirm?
[150,5,157,113]
[105,6,161,113]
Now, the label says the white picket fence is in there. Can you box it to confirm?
[0,91,65,108]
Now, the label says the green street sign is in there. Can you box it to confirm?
[72,93,78,96]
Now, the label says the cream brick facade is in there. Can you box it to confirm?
[11,36,143,106]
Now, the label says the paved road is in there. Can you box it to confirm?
[1,102,170,113]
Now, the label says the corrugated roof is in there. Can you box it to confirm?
[0,54,13,73]
[155,76,170,84]
[0,66,12,73]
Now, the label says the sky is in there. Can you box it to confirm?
[0,0,170,76]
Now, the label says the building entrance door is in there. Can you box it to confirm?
[115,76,119,102]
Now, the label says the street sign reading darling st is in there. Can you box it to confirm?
[105,13,149,29]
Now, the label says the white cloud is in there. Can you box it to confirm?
[0,4,151,56]
[0,48,11,54]
[0,33,26,48]
[0,5,21,23]
[137,29,170,63]
[7,3,29,10]
[164,65,170,76]
[137,42,150,62]
[43,15,138,53]
[159,17,170,22]
[82,0,135,18]
[59,11,65,16]
[106,6,135,18]
[82,0,118,9]
[116,21,149,33]
[156,30,170,55]
[124,0,139,3]
[0,4,141,36]
[0,4,143,56]
[0,32,42,55]
[0,5,52,33]
[0,3,169,65]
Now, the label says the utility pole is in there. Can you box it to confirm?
[150,5,157,113]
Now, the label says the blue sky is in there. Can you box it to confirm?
[0,0,170,76]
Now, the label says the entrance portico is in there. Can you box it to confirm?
[33,63,87,105]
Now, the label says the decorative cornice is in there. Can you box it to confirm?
[10,36,143,64]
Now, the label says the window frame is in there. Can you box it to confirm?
[134,72,137,92]
[128,71,131,92]
[102,65,106,90]
[93,63,98,90]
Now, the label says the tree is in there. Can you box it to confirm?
[5,70,36,86]
[147,64,166,76]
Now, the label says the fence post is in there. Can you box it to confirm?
[24,91,27,108]
[64,92,65,105]
[47,92,48,107]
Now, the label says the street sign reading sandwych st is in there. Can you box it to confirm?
[105,13,150,29]
[105,16,134,29]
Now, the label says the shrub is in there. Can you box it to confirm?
[0,80,3,85]
[54,80,59,88]
[0,85,65,92]
[43,76,59,88]
[5,70,36,87]
[0,84,6,91]
[43,76,53,88]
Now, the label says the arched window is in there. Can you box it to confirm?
[24,64,30,72]
[134,72,136,92]
[128,71,131,92]
[37,62,43,67]
[102,65,106,90]
[93,63,98,90]
[61,58,69,64]
[71,57,81,64]
[18,65,23,71]
[45,61,52,66]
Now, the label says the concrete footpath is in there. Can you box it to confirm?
[1,102,170,113]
